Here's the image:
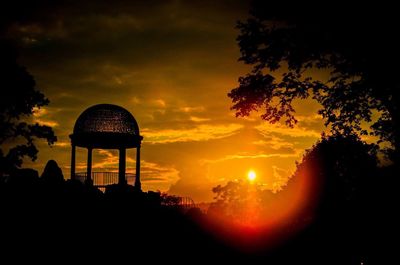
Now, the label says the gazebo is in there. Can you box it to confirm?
[70,104,143,190]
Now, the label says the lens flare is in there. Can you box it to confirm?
[196,162,322,253]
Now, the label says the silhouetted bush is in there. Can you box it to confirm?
[41,160,64,185]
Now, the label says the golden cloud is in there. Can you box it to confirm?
[141,123,243,144]
[255,122,321,138]
[54,141,70,147]
[189,116,210,122]
[201,152,299,165]
[252,137,294,150]
[179,106,205,113]
[32,107,59,127]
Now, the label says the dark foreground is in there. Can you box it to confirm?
[0,169,398,265]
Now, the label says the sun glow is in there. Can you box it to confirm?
[201,164,320,253]
[247,170,256,181]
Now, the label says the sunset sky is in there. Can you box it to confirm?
[3,0,327,202]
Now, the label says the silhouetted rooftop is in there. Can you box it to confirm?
[70,104,142,148]
[74,104,139,135]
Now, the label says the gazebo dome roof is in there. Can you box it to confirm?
[70,104,142,149]
[74,104,139,135]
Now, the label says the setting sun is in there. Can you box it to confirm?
[247,170,257,181]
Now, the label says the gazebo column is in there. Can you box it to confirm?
[135,145,141,191]
[86,147,93,184]
[70,144,76,180]
[118,148,126,185]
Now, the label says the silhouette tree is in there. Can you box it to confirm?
[289,134,380,263]
[0,40,56,176]
[294,134,377,216]
[160,193,182,207]
[209,180,266,223]
[228,1,400,163]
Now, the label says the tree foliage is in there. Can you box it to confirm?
[0,40,56,174]
[229,1,400,161]
[209,180,269,223]
[293,134,377,215]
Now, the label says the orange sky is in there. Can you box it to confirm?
[5,0,328,202]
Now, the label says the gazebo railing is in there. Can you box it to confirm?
[75,172,136,187]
